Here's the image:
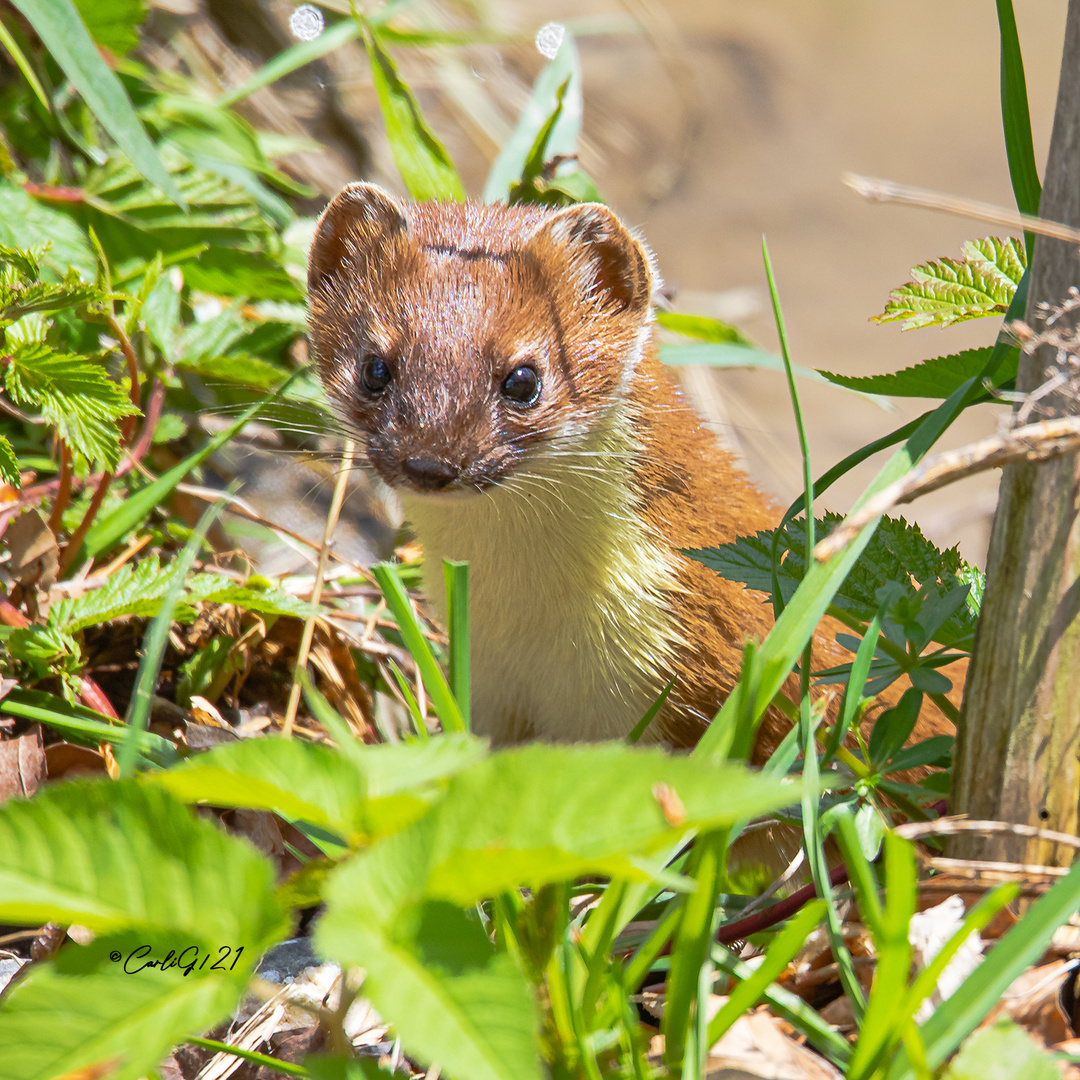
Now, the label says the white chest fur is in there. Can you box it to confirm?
[400,413,685,743]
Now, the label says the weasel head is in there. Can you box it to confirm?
[307,184,656,495]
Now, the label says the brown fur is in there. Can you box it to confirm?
[307,184,958,759]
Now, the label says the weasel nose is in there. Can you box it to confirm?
[402,456,460,490]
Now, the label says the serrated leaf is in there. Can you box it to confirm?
[48,558,177,632]
[0,242,39,281]
[178,307,248,364]
[0,433,19,487]
[0,779,287,944]
[820,346,1017,398]
[147,733,488,845]
[874,236,1026,329]
[2,342,137,472]
[8,0,182,206]
[82,151,268,256]
[328,909,541,1080]
[319,743,794,1080]
[0,274,106,325]
[0,180,96,280]
[362,22,465,202]
[688,512,983,650]
[0,956,244,1080]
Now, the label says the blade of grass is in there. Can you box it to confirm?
[821,608,882,767]
[887,853,1080,1079]
[117,493,228,777]
[848,834,918,1080]
[370,562,466,732]
[706,898,827,1046]
[0,17,48,110]
[483,31,582,203]
[386,656,429,739]
[77,369,303,565]
[995,0,1041,229]
[662,829,727,1075]
[0,689,177,766]
[356,14,465,201]
[626,677,676,744]
[443,560,470,731]
[10,0,183,206]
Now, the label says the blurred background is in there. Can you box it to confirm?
[147,0,1069,564]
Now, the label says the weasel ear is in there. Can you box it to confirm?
[529,203,653,317]
[308,183,409,297]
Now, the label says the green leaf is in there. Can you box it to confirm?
[0,181,96,280]
[995,0,1041,221]
[82,151,269,256]
[659,340,846,391]
[320,744,795,1080]
[77,370,302,563]
[887,850,1080,1079]
[0,242,40,281]
[7,0,183,206]
[655,309,754,347]
[6,624,81,682]
[0,956,244,1080]
[328,906,541,1080]
[180,247,303,302]
[0,779,287,942]
[0,432,18,486]
[942,1018,1061,1080]
[325,743,796,913]
[72,0,146,56]
[0,273,106,325]
[361,21,465,202]
[874,237,1026,329]
[819,346,1018,398]
[0,688,177,765]
[177,352,291,390]
[2,342,138,472]
[484,33,582,204]
[147,733,487,845]
[688,511,982,650]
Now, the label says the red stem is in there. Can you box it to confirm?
[47,441,72,535]
[55,471,113,578]
[715,864,850,945]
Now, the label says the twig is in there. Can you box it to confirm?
[896,816,1080,849]
[843,172,1080,244]
[814,416,1080,560]
[283,442,355,736]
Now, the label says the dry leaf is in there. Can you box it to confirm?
[988,958,1076,1045]
[706,1010,843,1079]
[44,742,108,780]
[0,724,44,799]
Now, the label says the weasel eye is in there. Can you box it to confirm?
[501,365,541,407]
[360,354,392,395]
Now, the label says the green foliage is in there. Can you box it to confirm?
[875,236,1026,329]
[941,1019,1062,1080]
[8,0,182,204]
[819,346,1014,398]
[0,431,18,485]
[3,342,138,473]
[688,511,983,684]
[360,19,465,202]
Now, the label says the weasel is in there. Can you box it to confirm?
[306,184,954,756]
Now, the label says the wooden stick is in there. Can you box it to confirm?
[814,416,1080,561]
